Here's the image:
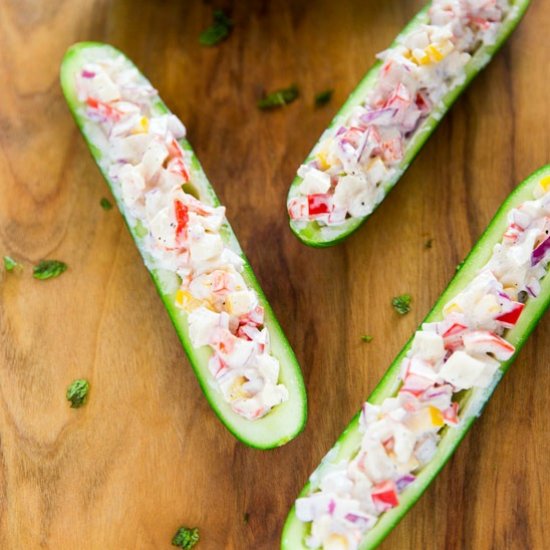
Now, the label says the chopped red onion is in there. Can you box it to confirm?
[531,236,550,266]
[395,474,416,493]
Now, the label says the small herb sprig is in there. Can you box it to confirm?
[314,89,333,107]
[33,260,67,280]
[66,379,90,409]
[3,256,20,272]
[100,197,113,210]
[258,85,299,110]
[172,526,200,549]
[200,10,233,46]
[392,294,412,315]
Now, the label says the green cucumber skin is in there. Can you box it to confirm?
[288,0,531,248]
[282,165,550,548]
[60,42,307,450]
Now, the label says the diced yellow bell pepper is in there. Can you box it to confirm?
[540,175,550,192]
[229,376,249,401]
[426,44,444,63]
[175,289,203,312]
[316,146,331,171]
[443,302,463,315]
[428,405,445,427]
[324,534,349,550]
[131,116,149,134]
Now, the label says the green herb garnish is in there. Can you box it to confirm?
[100,197,113,210]
[66,379,89,408]
[172,526,200,549]
[361,335,374,343]
[392,294,412,315]
[314,89,333,107]
[258,85,299,110]
[33,260,67,280]
[243,512,250,524]
[3,256,20,272]
[199,9,232,46]
[424,238,433,249]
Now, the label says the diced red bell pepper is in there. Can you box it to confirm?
[371,480,399,511]
[495,302,525,329]
[86,97,121,122]
[174,199,189,238]
[415,91,431,113]
[307,194,331,217]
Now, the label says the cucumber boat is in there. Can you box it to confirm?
[60,43,307,449]
[287,0,531,247]
[282,165,550,548]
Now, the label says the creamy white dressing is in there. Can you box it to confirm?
[288,0,511,227]
[76,55,288,420]
[296,180,550,550]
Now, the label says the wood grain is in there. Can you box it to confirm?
[0,0,549,548]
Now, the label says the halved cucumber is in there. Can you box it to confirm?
[287,0,531,247]
[60,42,307,449]
[282,165,550,547]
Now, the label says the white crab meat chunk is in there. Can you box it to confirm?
[188,308,223,347]
[438,350,487,390]
[189,232,224,263]
[300,168,332,195]
[410,331,445,364]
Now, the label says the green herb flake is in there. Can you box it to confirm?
[100,197,113,210]
[424,238,434,249]
[243,512,250,524]
[315,89,333,107]
[258,85,299,110]
[172,526,200,549]
[392,294,412,315]
[361,335,374,343]
[66,379,89,408]
[199,9,232,46]
[3,256,20,272]
[33,260,67,280]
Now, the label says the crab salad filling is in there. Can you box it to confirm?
[76,54,289,421]
[295,177,550,550]
[288,0,512,227]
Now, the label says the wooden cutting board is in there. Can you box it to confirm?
[1,0,548,548]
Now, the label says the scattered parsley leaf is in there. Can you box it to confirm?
[199,9,232,46]
[172,526,200,549]
[3,256,20,272]
[243,512,250,524]
[66,379,89,408]
[392,294,412,315]
[258,85,299,110]
[33,260,67,280]
[361,335,374,343]
[100,197,113,210]
[424,238,433,249]
[315,89,333,107]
